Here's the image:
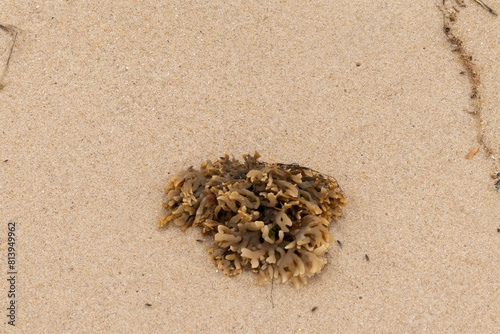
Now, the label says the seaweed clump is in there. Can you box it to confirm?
[159,152,347,288]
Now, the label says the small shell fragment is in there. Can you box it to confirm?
[466,147,479,159]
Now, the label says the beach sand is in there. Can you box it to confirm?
[1,0,499,332]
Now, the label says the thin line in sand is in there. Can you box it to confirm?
[0,24,19,91]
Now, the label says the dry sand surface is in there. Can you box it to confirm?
[1,0,499,333]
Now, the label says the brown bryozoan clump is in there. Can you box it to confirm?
[159,152,347,288]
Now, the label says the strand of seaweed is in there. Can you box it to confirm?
[438,0,500,182]
[268,161,344,195]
